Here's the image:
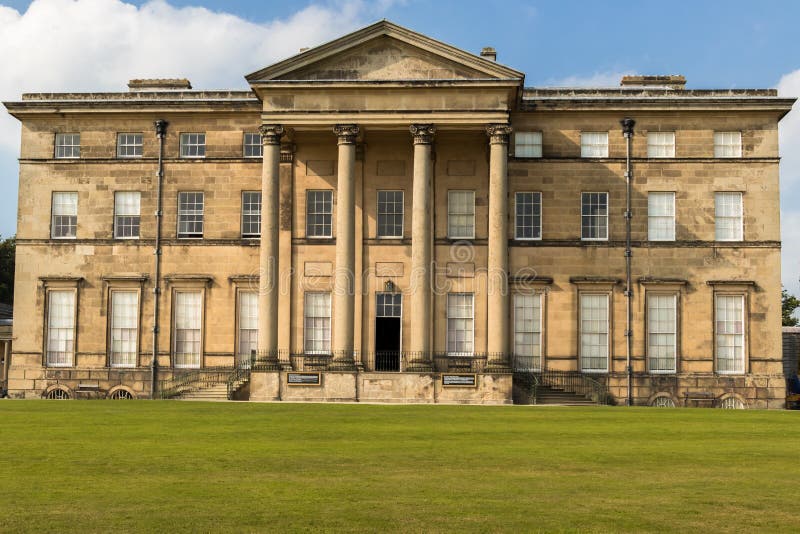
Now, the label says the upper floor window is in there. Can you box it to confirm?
[377,190,404,238]
[306,190,333,238]
[117,133,143,158]
[580,132,608,158]
[447,293,474,355]
[114,191,141,239]
[243,133,262,158]
[715,192,743,241]
[447,190,475,239]
[647,132,675,158]
[580,293,609,373]
[46,289,76,367]
[51,192,78,239]
[241,191,261,239]
[648,192,675,241]
[514,131,542,158]
[55,133,80,159]
[714,132,742,158]
[180,133,206,158]
[715,294,745,374]
[581,192,608,241]
[648,293,677,374]
[109,290,139,368]
[177,191,204,239]
[515,192,542,240]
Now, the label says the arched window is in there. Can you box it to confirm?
[651,396,676,408]
[719,396,745,409]
[109,389,135,400]
[45,388,70,400]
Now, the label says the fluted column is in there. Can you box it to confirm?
[486,124,512,369]
[332,124,359,369]
[408,124,435,366]
[258,124,284,358]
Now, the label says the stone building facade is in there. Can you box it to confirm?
[2,21,795,406]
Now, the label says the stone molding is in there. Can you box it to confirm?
[333,124,360,145]
[486,124,512,145]
[409,123,436,145]
[259,124,284,145]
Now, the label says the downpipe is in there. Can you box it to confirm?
[151,120,168,399]
[621,118,635,407]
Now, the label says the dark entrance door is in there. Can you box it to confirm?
[375,293,401,371]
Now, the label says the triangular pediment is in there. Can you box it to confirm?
[246,20,523,83]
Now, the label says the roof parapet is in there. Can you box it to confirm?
[128,79,192,91]
[620,75,686,90]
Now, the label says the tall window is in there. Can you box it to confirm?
[447,191,475,239]
[304,292,331,354]
[114,191,141,239]
[243,133,262,158]
[117,133,143,158]
[715,192,743,241]
[241,191,261,238]
[55,133,80,159]
[110,290,138,368]
[580,293,608,372]
[581,192,608,240]
[648,294,677,373]
[306,190,333,238]
[238,291,258,365]
[515,131,542,158]
[515,192,542,240]
[514,293,542,370]
[180,133,206,158]
[377,190,404,238]
[447,293,474,355]
[46,290,76,367]
[647,132,675,158]
[714,131,742,158]
[174,291,202,368]
[580,132,608,158]
[648,192,675,241]
[178,192,204,239]
[716,295,745,374]
[51,192,78,239]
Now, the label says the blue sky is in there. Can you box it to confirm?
[1,0,799,290]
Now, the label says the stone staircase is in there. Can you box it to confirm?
[535,385,597,406]
[178,383,229,401]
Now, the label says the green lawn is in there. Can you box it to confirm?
[0,402,797,533]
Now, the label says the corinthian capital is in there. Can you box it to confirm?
[334,124,360,145]
[486,124,512,145]
[259,124,285,145]
[410,124,436,145]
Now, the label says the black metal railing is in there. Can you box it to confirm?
[250,350,288,371]
[433,353,489,373]
[538,369,611,405]
[158,367,234,399]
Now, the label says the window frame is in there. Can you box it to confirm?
[45,288,77,368]
[579,292,610,373]
[646,131,676,158]
[179,132,206,159]
[515,191,542,241]
[646,292,678,374]
[54,133,80,159]
[446,292,475,356]
[447,190,476,240]
[116,133,144,158]
[513,291,544,371]
[647,191,676,242]
[376,190,405,239]
[177,191,205,239]
[236,289,259,367]
[243,132,262,159]
[581,192,609,241]
[714,131,742,158]
[305,190,334,239]
[714,293,747,375]
[580,131,609,158]
[714,191,744,242]
[514,131,543,158]
[108,289,140,368]
[303,292,332,355]
[172,289,204,369]
[114,191,141,240]
[51,191,78,240]
[241,191,261,239]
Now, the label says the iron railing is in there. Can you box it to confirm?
[158,367,234,399]
[536,369,611,405]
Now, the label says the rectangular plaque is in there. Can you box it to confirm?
[287,372,322,386]
[442,374,477,387]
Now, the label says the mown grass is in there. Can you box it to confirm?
[0,401,797,533]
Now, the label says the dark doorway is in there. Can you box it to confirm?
[375,293,401,371]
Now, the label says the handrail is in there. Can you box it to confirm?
[158,367,234,399]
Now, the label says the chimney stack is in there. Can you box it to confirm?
[128,79,192,92]
[480,47,497,62]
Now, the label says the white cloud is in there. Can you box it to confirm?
[541,70,636,88]
[778,70,800,296]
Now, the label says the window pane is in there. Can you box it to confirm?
[648,192,675,241]
[304,293,331,353]
[110,291,138,368]
[448,191,475,238]
[647,132,675,158]
[243,133,263,158]
[714,131,742,158]
[180,133,206,158]
[648,294,676,372]
[514,293,542,370]
[174,291,202,368]
[52,192,78,238]
[515,131,542,158]
[447,293,474,354]
[580,294,608,372]
[238,291,258,363]
[580,132,608,158]
[377,190,404,238]
[515,192,542,239]
[115,191,141,239]
[581,192,608,240]
[241,191,261,238]
[55,133,80,158]
[47,290,75,366]
[716,295,745,373]
[117,133,143,158]
[715,192,743,241]
[178,192,204,238]
[306,190,333,237]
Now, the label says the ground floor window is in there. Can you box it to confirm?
[238,291,258,366]
[173,290,202,368]
[110,290,139,368]
[648,294,677,373]
[513,292,542,370]
[46,290,76,367]
[715,294,745,374]
[580,293,608,372]
[304,292,331,354]
[447,293,474,355]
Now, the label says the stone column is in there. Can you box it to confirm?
[332,124,359,369]
[258,124,284,360]
[486,124,512,369]
[408,124,436,368]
